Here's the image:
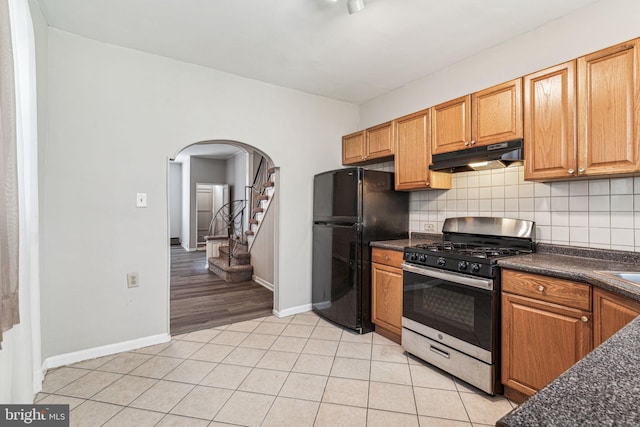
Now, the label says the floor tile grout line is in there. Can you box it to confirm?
[50,313,515,426]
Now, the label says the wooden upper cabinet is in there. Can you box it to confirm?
[524,61,577,181]
[431,95,472,155]
[472,78,523,146]
[593,287,640,347]
[431,78,523,155]
[577,38,640,176]
[366,121,394,160]
[342,122,394,165]
[394,109,451,191]
[342,130,366,164]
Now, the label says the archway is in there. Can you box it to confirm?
[168,140,279,334]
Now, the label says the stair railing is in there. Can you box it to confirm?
[246,156,271,226]
[208,199,247,266]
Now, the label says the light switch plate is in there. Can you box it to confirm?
[136,193,147,208]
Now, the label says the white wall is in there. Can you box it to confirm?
[169,162,182,241]
[188,157,226,248]
[225,150,248,202]
[40,29,356,359]
[359,0,640,128]
[180,157,191,250]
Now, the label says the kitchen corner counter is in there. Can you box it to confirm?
[497,244,640,303]
[496,316,640,427]
[370,233,442,251]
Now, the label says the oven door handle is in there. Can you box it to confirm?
[402,263,494,291]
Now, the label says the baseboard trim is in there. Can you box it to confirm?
[273,304,312,318]
[42,333,171,372]
[252,275,274,292]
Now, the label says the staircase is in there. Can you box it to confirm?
[205,155,276,282]
[245,165,277,248]
[208,240,253,282]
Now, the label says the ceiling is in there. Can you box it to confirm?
[173,143,244,164]
[36,0,600,104]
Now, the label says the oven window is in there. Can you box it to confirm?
[403,270,496,352]
[422,288,475,330]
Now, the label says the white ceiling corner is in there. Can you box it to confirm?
[36,0,601,104]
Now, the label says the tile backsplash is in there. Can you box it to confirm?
[368,161,640,252]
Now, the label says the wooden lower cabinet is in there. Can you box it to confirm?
[593,287,640,347]
[501,270,592,403]
[371,248,404,343]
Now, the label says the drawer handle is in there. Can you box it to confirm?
[581,316,588,323]
[430,345,450,359]
[537,285,545,292]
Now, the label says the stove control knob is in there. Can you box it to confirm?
[410,253,418,261]
[437,257,446,267]
[470,263,481,273]
[457,261,469,271]
[418,254,427,263]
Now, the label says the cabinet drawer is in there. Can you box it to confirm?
[502,270,591,311]
[372,248,404,268]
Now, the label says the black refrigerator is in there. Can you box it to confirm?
[312,167,409,333]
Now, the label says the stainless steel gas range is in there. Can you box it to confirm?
[401,217,535,395]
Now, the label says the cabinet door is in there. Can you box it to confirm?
[431,95,472,155]
[593,287,640,347]
[524,61,577,181]
[372,262,403,337]
[577,38,640,176]
[366,121,394,160]
[472,78,523,146]
[342,131,366,165]
[394,109,451,191]
[502,292,592,399]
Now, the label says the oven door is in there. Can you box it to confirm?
[402,263,498,363]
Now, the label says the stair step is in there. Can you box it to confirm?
[245,230,255,236]
[249,219,259,225]
[263,181,275,188]
[267,167,277,175]
[208,257,253,282]
[254,207,264,214]
[256,195,269,202]
[218,245,251,265]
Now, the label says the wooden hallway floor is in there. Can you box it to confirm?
[170,245,274,335]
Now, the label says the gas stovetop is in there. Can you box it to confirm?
[403,217,536,279]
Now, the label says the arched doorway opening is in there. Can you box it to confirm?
[168,140,279,334]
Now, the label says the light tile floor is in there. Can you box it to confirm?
[37,311,517,426]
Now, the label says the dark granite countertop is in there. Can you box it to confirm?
[370,233,442,251]
[497,316,640,427]
[497,243,640,303]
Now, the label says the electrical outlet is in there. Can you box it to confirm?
[423,223,436,232]
[127,272,140,288]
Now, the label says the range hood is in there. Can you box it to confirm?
[430,139,524,173]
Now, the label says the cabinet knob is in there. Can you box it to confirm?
[385,255,390,261]
[537,285,545,292]
[425,181,430,187]
[464,141,470,146]
[581,316,589,323]
[578,167,586,174]
[567,169,575,175]
[470,140,476,146]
